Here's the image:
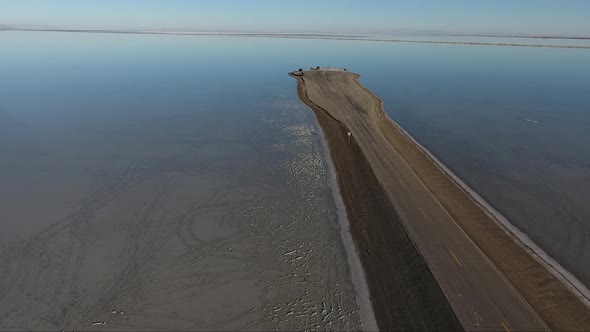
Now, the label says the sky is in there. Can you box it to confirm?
[1,0,590,36]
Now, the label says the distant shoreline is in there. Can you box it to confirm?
[4,28,590,49]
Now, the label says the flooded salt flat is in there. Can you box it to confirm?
[0,32,361,330]
[2,30,590,329]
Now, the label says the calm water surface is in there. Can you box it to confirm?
[0,32,363,330]
[1,31,589,328]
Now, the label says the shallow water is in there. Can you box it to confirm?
[0,32,362,330]
[1,31,590,328]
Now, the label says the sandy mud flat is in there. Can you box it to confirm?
[0,96,362,330]
[291,69,590,331]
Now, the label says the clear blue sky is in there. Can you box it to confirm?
[1,0,589,36]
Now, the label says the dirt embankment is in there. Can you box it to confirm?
[291,73,463,331]
[352,75,590,331]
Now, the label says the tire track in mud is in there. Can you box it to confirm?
[0,164,141,319]
[174,203,260,276]
[0,217,71,267]
[77,179,170,329]
[89,168,249,325]
[3,163,144,325]
[2,97,363,330]
[51,164,143,326]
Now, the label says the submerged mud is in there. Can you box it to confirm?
[0,97,362,330]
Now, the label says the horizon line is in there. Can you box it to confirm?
[2,24,590,40]
[3,28,590,49]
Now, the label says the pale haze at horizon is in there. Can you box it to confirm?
[1,0,590,36]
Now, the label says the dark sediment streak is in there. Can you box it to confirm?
[291,73,463,331]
